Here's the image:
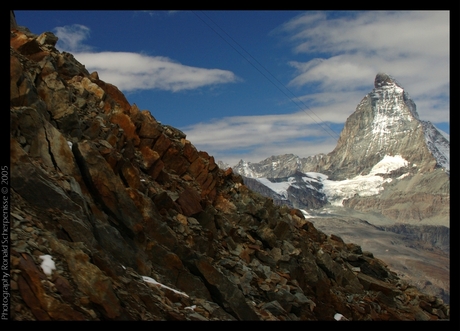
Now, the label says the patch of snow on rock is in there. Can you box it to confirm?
[142,276,189,297]
[369,155,408,175]
[39,255,56,276]
[334,313,349,321]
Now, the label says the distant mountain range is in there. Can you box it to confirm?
[226,72,449,226]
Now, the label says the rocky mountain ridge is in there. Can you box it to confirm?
[8,15,452,323]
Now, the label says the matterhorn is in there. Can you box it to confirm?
[313,72,448,180]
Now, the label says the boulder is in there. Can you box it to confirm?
[177,188,203,216]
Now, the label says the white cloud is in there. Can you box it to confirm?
[184,113,331,147]
[283,11,448,58]
[53,24,237,92]
[74,52,237,92]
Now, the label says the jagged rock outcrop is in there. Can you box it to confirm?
[9,16,451,322]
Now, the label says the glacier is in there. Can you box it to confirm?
[253,154,410,207]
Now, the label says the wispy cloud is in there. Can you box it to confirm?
[183,112,340,165]
[74,52,237,92]
[54,24,92,52]
[140,10,178,16]
[282,11,448,58]
[53,24,237,92]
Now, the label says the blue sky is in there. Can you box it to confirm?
[14,10,450,166]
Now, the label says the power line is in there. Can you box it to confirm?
[192,11,341,141]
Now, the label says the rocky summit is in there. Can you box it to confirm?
[8,14,451,322]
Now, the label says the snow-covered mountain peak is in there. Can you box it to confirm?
[225,73,448,181]
[235,159,260,178]
[369,80,414,125]
[370,73,419,120]
[223,73,449,227]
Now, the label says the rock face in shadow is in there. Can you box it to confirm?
[383,224,449,254]
[9,15,450,322]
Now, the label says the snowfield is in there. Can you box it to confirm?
[255,177,294,199]
[255,155,410,206]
